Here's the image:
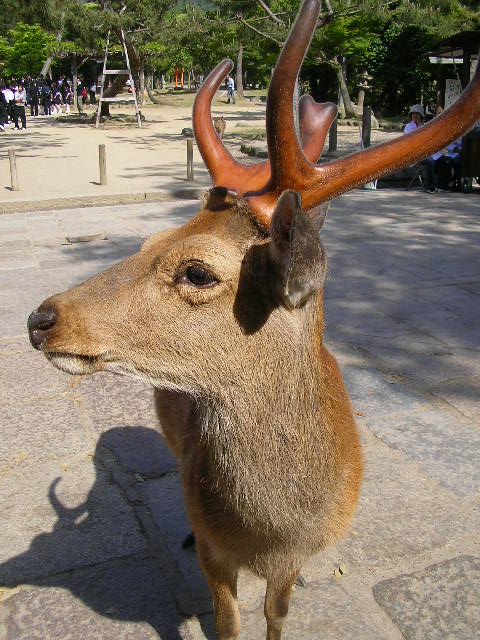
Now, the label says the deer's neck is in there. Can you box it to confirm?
[196,300,332,532]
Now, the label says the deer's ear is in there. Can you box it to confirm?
[269,190,327,309]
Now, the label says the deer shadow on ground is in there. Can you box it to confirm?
[0,426,216,640]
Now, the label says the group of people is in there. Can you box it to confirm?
[404,103,462,192]
[0,75,74,132]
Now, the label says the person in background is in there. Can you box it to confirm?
[62,79,72,114]
[436,138,462,190]
[404,104,441,192]
[2,83,15,124]
[27,75,40,117]
[89,81,96,104]
[226,75,235,104]
[13,82,27,130]
[41,80,52,116]
[51,83,62,114]
[0,85,8,131]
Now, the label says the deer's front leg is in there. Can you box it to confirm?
[264,571,298,640]
[196,538,240,640]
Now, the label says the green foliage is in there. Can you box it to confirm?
[0,23,58,77]
[0,0,478,115]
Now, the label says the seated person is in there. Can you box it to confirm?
[404,104,441,192]
[436,138,462,189]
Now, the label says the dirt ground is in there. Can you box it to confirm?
[0,97,400,208]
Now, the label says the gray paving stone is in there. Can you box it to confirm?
[99,425,177,477]
[431,376,480,420]
[140,475,210,607]
[356,342,474,385]
[373,555,480,640]
[364,409,480,497]
[237,576,391,640]
[341,366,429,418]
[0,337,72,406]
[0,254,37,270]
[0,458,146,584]
[0,557,194,640]
[0,266,70,302]
[0,396,90,470]
[76,373,165,443]
[308,429,480,572]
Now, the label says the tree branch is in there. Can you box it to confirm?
[256,0,285,26]
[239,17,283,46]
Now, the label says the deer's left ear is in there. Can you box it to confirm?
[269,190,328,309]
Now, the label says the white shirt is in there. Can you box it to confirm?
[403,119,442,160]
[2,88,14,103]
[14,89,26,106]
[227,77,234,90]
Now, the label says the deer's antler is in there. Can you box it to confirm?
[193,58,337,194]
[195,0,480,227]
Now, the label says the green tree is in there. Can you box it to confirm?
[0,23,58,78]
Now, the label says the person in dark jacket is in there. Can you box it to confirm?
[41,81,52,116]
[27,76,40,117]
[0,91,7,131]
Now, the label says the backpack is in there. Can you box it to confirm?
[42,84,51,97]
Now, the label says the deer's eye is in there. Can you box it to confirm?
[182,264,217,288]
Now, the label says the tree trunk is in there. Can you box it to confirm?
[146,84,160,104]
[41,10,65,78]
[97,2,141,117]
[139,61,145,107]
[330,57,356,118]
[236,44,244,99]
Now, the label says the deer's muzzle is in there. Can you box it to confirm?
[27,307,57,350]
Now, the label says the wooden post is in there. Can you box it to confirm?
[362,105,371,149]
[186,137,194,181]
[99,144,107,185]
[8,147,19,191]
[328,115,338,155]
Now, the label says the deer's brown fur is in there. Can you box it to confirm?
[213,116,226,139]
[30,192,362,639]
[27,1,480,637]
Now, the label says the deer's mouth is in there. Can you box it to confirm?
[45,351,107,375]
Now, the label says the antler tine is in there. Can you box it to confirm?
[298,58,480,207]
[264,0,323,192]
[193,60,243,183]
[193,51,337,197]
[245,0,480,225]
[299,95,337,160]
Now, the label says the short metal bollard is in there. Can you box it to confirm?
[186,137,194,182]
[8,147,19,191]
[99,144,107,186]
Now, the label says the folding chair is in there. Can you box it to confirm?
[406,164,425,190]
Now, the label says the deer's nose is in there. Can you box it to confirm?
[27,307,57,350]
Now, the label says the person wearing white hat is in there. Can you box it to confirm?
[404,103,441,192]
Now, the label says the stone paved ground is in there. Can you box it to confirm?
[0,188,479,639]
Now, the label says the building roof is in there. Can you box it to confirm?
[429,30,480,59]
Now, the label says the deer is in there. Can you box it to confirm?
[27,1,480,638]
[213,115,226,140]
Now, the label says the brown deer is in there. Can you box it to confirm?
[213,115,226,139]
[27,1,480,638]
